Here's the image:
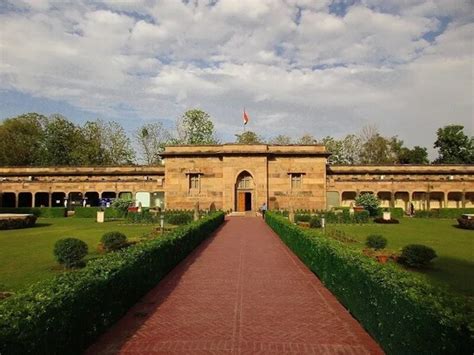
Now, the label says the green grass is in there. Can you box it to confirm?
[0,218,159,291]
[327,218,474,297]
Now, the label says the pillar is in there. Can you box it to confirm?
[462,190,466,208]
[31,193,35,208]
[390,191,395,208]
[48,192,52,208]
[14,193,18,208]
[408,192,412,211]
[444,193,448,209]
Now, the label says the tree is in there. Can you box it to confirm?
[102,121,135,165]
[297,134,316,144]
[235,131,264,144]
[0,113,46,166]
[355,193,380,216]
[78,120,109,165]
[175,109,218,144]
[42,114,84,165]
[398,146,429,164]
[433,125,474,164]
[136,122,171,165]
[318,134,362,164]
[269,134,292,145]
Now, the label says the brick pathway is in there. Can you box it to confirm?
[87,217,383,354]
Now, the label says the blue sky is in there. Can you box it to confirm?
[0,0,472,150]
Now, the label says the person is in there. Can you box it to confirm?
[260,202,267,219]
[409,202,415,216]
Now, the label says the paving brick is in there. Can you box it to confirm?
[86,217,383,354]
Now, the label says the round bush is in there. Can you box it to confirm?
[53,238,88,268]
[309,216,322,228]
[399,244,437,268]
[365,234,387,250]
[166,213,193,225]
[101,231,127,252]
[355,193,380,216]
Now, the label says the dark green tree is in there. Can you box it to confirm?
[235,131,264,144]
[175,109,218,144]
[0,113,46,166]
[433,125,474,164]
[398,146,429,164]
[135,122,171,164]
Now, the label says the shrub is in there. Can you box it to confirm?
[365,235,387,250]
[0,212,225,355]
[457,217,474,230]
[53,238,88,268]
[295,214,311,223]
[166,212,193,225]
[354,210,370,223]
[0,207,66,218]
[101,231,127,252]
[309,216,322,228]
[265,212,471,354]
[438,208,474,218]
[111,198,132,217]
[375,208,404,219]
[355,193,380,216]
[0,215,37,230]
[127,210,156,224]
[74,207,121,219]
[373,217,400,224]
[399,244,437,268]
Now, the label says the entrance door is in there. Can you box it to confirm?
[237,192,246,212]
[245,192,252,211]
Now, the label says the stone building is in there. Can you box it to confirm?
[0,144,473,212]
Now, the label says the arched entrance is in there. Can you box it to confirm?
[235,171,254,212]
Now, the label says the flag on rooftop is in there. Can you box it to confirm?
[243,109,249,125]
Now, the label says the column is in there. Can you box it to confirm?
[443,193,448,209]
[14,193,18,208]
[48,192,52,208]
[390,191,395,208]
[461,190,466,208]
[32,193,36,208]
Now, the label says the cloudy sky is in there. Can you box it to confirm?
[0,0,472,153]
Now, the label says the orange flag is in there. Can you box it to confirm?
[243,109,249,125]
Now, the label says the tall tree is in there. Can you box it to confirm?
[433,125,474,164]
[318,134,362,164]
[136,122,171,165]
[102,121,135,165]
[0,113,46,166]
[297,134,316,144]
[235,131,264,144]
[42,114,84,165]
[175,109,218,144]
[398,146,429,164]
[269,134,292,145]
[78,120,109,165]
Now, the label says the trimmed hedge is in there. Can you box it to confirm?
[376,208,404,219]
[0,212,225,355]
[265,212,472,354]
[0,215,37,230]
[415,208,474,219]
[73,207,121,219]
[0,207,66,218]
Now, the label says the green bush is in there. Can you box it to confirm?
[0,215,37,230]
[53,238,88,268]
[309,216,321,228]
[0,212,225,355]
[414,208,474,219]
[365,235,387,250]
[101,231,127,252]
[355,193,380,216]
[376,208,404,218]
[265,212,472,354]
[354,210,370,223]
[295,214,311,223]
[0,207,66,218]
[399,244,437,268]
[126,210,156,224]
[111,198,132,217]
[166,212,193,225]
[457,217,474,230]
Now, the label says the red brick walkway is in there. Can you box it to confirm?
[86,217,383,354]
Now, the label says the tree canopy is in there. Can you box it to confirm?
[235,131,264,144]
[433,125,473,164]
[175,109,218,145]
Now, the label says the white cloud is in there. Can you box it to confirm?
[0,0,472,153]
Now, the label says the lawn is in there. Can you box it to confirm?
[0,218,159,291]
[327,218,474,297]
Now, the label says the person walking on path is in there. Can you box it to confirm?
[260,202,267,219]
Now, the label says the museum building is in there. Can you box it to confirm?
[0,144,473,212]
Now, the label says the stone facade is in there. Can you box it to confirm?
[0,144,473,211]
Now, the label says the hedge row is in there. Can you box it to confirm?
[0,212,225,355]
[0,207,66,218]
[0,215,37,230]
[265,212,472,354]
[415,208,474,219]
[375,207,404,218]
[73,207,121,218]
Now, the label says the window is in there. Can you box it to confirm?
[290,173,302,189]
[237,175,252,189]
[189,173,200,191]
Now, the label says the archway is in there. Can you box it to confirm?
[235,171,254,212]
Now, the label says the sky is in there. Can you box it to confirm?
[0,0,472,155]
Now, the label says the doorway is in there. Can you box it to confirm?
[235,171,254,212]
